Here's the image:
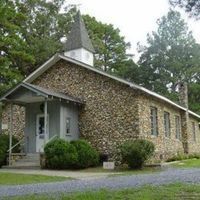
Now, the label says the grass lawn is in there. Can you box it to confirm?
[0,172,70,185]
[171,158,200,168]
[8,183,200,200]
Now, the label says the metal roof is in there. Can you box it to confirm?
[64,11,95,53]
[0,82,83,105]
[19,53,200,119]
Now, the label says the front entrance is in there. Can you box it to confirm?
[36,114,49,152]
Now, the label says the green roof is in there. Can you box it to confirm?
[65,11,95,53]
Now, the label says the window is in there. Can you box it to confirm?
[66,117,71,135]
[175,116,181,140]
[192,122,196,142]
[164,112,170,137]
[150,107,158,136]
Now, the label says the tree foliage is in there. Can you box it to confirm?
[1,0,133,95]
[83,15,131,72]
[0,0,34,94]
[170,0,200,19]
[188,83,200,114]
[15,0,76,74]
[137,10,200,104]
[2,0,132,78]
[116,59,141,83]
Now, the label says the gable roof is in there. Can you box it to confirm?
[64,11,95,53]
[22,53,200,119]
[0,82,83,105]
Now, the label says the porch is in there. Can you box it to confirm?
[0,82,83,166]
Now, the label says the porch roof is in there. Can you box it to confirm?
[0,82,83,105]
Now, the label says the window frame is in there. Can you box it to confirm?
[192,122,196,142]
[175,115,181,140]
[164,111,170,138]
[66,117,71,136]
[150,106,158,136]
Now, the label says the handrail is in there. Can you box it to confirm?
[46,135,58,144]
[7,137,25,153]
[40,135,58,150]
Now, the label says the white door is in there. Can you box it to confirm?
[36,114,49,152]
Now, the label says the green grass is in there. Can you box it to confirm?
[0,172,70,185]
[172,158,200,168]
[7,183,200,200]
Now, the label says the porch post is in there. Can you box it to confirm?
[9,103,13,166]
[44,99,48,146]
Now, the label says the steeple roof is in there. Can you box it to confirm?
[65,11,95,53]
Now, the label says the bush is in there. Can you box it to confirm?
[71,140,99,169]
[0,134,20,167]
[188,153,200,159]
[120,139,155,169]
[44,139,100,169]
[44,138,78,169]
[166,153,200,162]
[166,153,187,162]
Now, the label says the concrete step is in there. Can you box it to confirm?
[15,159,39,163]
[2,165,40,170]
[3,153,41,169]
[25,154,40,159]
[2,161,40,169]
[12,162,40,167]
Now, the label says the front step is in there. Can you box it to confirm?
[2,153,41,169]
[25,153,40,159]
[2,165,40,170]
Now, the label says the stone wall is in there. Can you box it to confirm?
[33,60,140,160]
[188,116,200,153]
[138,93,184,160]
[137,93,200,160]
[1,104,25,139]
[1,59,200,161]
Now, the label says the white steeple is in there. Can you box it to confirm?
[64,11,95,66]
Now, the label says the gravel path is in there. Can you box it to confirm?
[1,168,200,198]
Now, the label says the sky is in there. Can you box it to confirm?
[66,0,200,61]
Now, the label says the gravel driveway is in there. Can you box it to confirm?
[0,167,200,198]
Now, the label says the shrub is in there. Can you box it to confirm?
[188,153,200,159]
[166,153,187,162]
[120,139,155,169]
[71,140,99,169]
[44,138,78,169]
[0,134,20,167]
[166,153,200,162]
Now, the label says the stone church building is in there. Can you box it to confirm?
[1,12,200,166]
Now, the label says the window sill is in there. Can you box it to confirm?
[150,134,158,138]
[175,137,182,141]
